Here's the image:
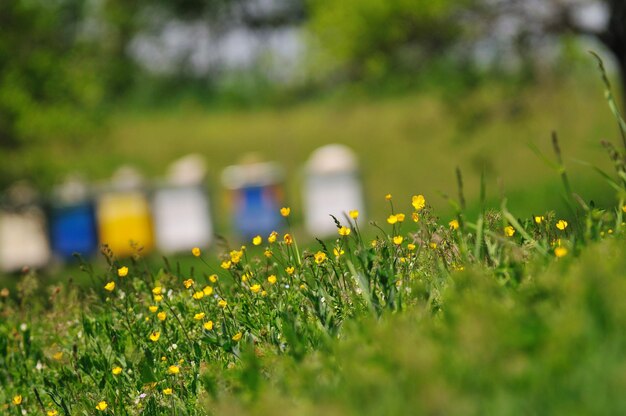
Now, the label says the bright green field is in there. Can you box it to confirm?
[4,74,621,237]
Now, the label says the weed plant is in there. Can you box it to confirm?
[2,58,626,415]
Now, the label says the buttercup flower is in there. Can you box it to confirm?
[194,312,205,320]
[449,219,459,230]
[209,274,218,283]
[183,279,194,289]
[232,332,242,341]
[202,286,213,296]
[333,247,345,257]
[349,210,359,219]
[192,291,204,300]
[280,207,290,217]
[12,395,22,405]
[250,284,261,293]
[554,247,568,258]
[191,247,201,257]
[220,260,232,270]
[267,275,277,284]
[534,215,544,224]
[157,312,166,321]
[268,231,278,243]
[112,366,122,375]
[149,331,160,342]
[149,306,158,313]
[338,226,351,236]
[504,226,515,237]
[412,195,426,211]
[283,234,293,245]
[314,251,327,265]
[95,401,107,411]
[104,281,115,292]
[395,213,405,222]
[393,236,404,245]
[117,266,128,277]
[385,194,392,201]
[47,410,58,416]
[412,212,419,222]
[285,266,295,275]
[152,286,162,295]
[218,299,228,308]
[556,220,568,230]
[252,235,262,245]
[203,321,214,330]
[387,215,398,225]
[163,388,173,395]
[168,365,180,375]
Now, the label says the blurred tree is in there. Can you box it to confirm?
[307,0,479,82]
[0,0,104,149]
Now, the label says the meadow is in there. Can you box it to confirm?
[3,67,626,414]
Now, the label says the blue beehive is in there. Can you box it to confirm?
[222,158,284,239]
[49,177,98,260]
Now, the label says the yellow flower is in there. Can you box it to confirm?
[157,311,167,321]
[333,247,345,257]
[250,284,261,293]
[370,239,378,248]
[264,250,273,258]
[396,213,405,222]
[104,281,115,292]
[220,260,232,270]
[534,215,544,224]
[152,286,162,295]
[261,290,268,296]
[412,194,426,211]
[163,388,173,395]
[95,401,107,411]
[429,242,438,249]
[232,332,242,341]
[209,274,218,283]
[554,247,568,258]
[252,235,262,245]
[280,207,291,217]
[202,286,213,296]
[314,251,327,265]
[393,235,404,245]
[241,272,251,282]
[47,410,58,416]
[504,226,515,237]
[387,215,398,225]
[192,291,204,300]
[218,299,228,308]
[194,312,205,320]
[622,205,626,213]
[53,351,63,361]
[229,250,243,264]
[385,194,392,201]
[149,331,160,342]
[192,247,201,257]
[556,220,568,230]
[285,266,295,275]
[168,365,180,375]
[267,275,277,284]
[349,210,359,219]
[203,321,214,331]
[183,279,194,289]
[268,231,278,243]
[412,212,419,222]
[338,226,351,236]
[283,233,293,245]
[449,219,459,230]
[117,266,128,277]
[112,366,122,375]
[154,294,163,302]
[149,305,158,313]
[407,243,416,251]
[12,395,22,405]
